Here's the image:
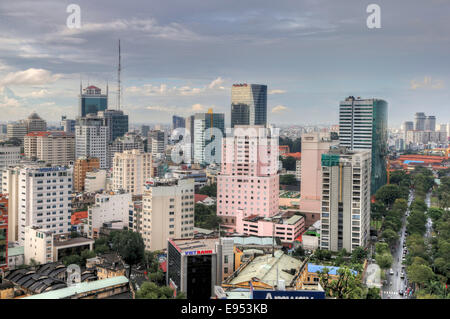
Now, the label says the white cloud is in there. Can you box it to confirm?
[0,68,62,86]
[410,76,444,90]
[268,89,286,95]
[208,77,225,89]
[271,105,289,113]
[125,78,227,97]
[191,104,206,112]
[57,18,203,42]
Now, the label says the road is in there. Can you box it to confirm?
[425,192,433,239]
[381,190,414,299]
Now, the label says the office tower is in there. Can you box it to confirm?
[193,111,225,165]
[7,122,28,141]
[425,116,436,132]
[338,96,388,194]
[79,85,108,117]
[0,194,7,270]
[23,112,47,133]
[112,149,153,196]
[402,121,414,132]
[16,166,73,244]
[299,132,337,226]
[108,132,145,168]
[148,130,167,155]
[87,192,132,238]
[98,109,129,143]
[75,115,109,169]
[141,125,150,137]
[140,178,195,251]
[172,115,186,130]
[231,84,267,128]
[61,116,76,133]
[24,131,75,166]
[217,125,279,228]
[74,157,100,193]
[438,123,448,133]
[414,112,426,131]
[0,145,21,168]
[167,237,234,299]
[320,147,371,252]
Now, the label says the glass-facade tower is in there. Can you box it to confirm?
[79,86,108,117]
[231,84,267,128]
[339,96,388,194]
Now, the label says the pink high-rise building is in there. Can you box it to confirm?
[299,132,337,226]
[217,125,279,230]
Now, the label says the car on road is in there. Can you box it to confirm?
[400,271,405,279]
[389,269,394,275]
[399,289,404,296]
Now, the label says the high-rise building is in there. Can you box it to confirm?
[74,157,100,193]
[141,125,150,137]
[425,116,436,132]
[24,131,75,166]
[402,121,414,132]
[23,112,47,133]
[7,122,28,141]
[148,130,167,155]
[87,192,132,239]
[0,194,7,270]
[15,166,73,244]
[299,132,337,226]
[98,109,129,143]
[61,116,76,133]
[320,147,371,252]
[172,115,186,130]
[108,132,145,168]
[139,178,195,251]
[112,149,153,196]
[193,111,225,165]
[0,145,21,169]
[79,85,108,117]
[75,115,109,169]
[217,125,279,229]
[338,96,388,194]
[231,84,267,128]
[414,112,426,131]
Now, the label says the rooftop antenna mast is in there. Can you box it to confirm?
[117,39,121,111]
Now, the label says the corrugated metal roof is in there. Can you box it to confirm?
[23,276,129,299]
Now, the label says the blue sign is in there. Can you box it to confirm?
[252,290,325,299]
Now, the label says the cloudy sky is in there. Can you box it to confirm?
[0,0,449,127]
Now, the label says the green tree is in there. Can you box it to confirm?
[317,266,363,299]
[351,247,367,264]
[407,263,435,288]
[375,184,402,208]
[375,252,393,269]
[280,174,297,185]
[381,228,399,248]
[281,156,297,171]
[366,287,381,299]
[136,281,176,299]
[111,230,145,278]
[197,183,217,197]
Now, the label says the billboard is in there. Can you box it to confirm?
[252,290,325,299]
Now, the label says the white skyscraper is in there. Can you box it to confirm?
[15,166,73,244]
[75,118,109,169]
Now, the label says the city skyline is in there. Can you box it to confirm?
[0,0,449,126]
